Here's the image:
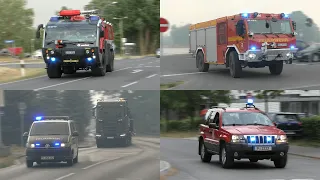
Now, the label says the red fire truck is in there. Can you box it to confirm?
[189,12,301,78]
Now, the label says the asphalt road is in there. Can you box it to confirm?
[0,138,160,180]
[161,138,320,180]
[0,57,160,90]
[160,54,320,90]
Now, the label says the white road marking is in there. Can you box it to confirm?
[55,173,75,180]
[143,66,160,68]
[0,62,44,65]
[33,77,92,90]
[121,81,138,88]
[146,74,157,78]
[132,69,143,73]
[82,157,122,170]
[114,67,132,72]
[161,72,206,77]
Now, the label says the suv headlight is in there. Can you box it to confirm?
[30,143,35,148]
[276,135,287,143]
[61,143,66,147]
[231,135,245,143]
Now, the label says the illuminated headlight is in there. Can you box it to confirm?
[46,56,50,60]
[286,52,293,58]
[93,56,96,59]
[50,51,54,55]
[231,135,245,143]
[248,54,256,59]
[96,134,101,137]
[86,50,90,54]
[120,134,126,137]
[276,135,287,143]
[30,144,35,148]
[61,143,66,147]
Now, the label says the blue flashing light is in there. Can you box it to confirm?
[241,13,249,18]
[247,98,253,105]
[50,17,60,22]
[266,136,272,142]
[89,16,100,21]
[35,116,42,121]
[35,143,40,146]
[251,46,256,50]
[280,13,289,18]
[290,45,295,49]
[250,136,256,142]
[87,57,92,61]
[50,57,56,62]
[54,143,60,146]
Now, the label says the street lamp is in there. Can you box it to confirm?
[113,16,128,56]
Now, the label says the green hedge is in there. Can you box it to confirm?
[162,116,320,140]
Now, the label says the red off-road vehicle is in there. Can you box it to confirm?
[198,101,289,169]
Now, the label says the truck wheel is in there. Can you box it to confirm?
[73,150,78,163]
[269,61,283,75]
[249,158,258,162]
[26,160,33,168]
[196,51,209,72]
[200,141,211,162]
[92,58,106,76]
[273,154,287,168]
[96,141,103,148]
[106,53,114,72]
[229,51,242,78]
[47,64,62,78]
[220,144,234,168]
[66,159,73,166]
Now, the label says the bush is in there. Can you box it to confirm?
[161,118,203,132]
[300,116,320,140]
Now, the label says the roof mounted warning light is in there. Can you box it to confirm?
[59,10,81,16]
[35,116,70,121]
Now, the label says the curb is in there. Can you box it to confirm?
[288,153,320,160]
[160,160,171,174]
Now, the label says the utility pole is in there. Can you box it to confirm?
[0,90,4,147]
[113,17,128,56]
[19,102,26,147]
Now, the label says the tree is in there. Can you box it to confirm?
[170,24,191,47]
[254,90,284,113]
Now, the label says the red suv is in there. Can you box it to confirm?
[198,101,289,169]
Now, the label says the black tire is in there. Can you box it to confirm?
[220,144,234,168]
[47,64,62,78]
[288,58,293,64]
[36,161,41,165]
[92,56,106,76]
[106,52,114,72]
[229,51,242,78]
[96,141,103,148]
[311,54,320,62]
[274,154,287,168]
[66,159,73,166]
[26,160,33,168]
[269,61,283,75]
[249,158,258,162]
[199,141,212,163]
[196,51,209,72]
[73,149,78,163]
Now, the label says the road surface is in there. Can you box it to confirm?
[0,57,160,90]
[0,138,160,180]
[161,138,320,180]
[160,54,320,90]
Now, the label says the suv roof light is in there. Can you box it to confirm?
[35,116,70,121]
[59,10,81,16]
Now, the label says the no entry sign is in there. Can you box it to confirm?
[160,18,169,33]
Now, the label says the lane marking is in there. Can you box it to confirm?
[0,75,47,86]
[34,77,91,90]
[82,157,122,170]
[55,173,75,180]
[161,72,206,77]
[146,74,157,78]
[132,69,143,73]
[121,81,138,88]
[114,67,132,72]
[143,66,160,68]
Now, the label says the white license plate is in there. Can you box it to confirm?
[285,131,296,135]
[278,43,287,46]
[63,60,79,62]
[107,137,114,139]
[254,146,272,151]
[41,156,54,160]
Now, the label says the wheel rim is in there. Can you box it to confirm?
[201,143,205,158]
[222,147,226,164]
[313,55,319,61]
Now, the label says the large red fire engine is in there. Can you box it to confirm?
[189,12,302,78]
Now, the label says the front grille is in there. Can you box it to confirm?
[27,148,71,156]
[245,135,276,144]
[35,143,59,148]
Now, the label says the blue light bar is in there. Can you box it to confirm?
[290,45,295,50]
[87,57,92,61]
[251,46,256,50]
[241,13,249,18]
[35,143,40,146]
[247,98,253,105]
[54,143,60,146]
[89,16,99,21]
[35,116,42,121]
[50,16,60,22]
[280,13,289,18]
[50,57,56,62]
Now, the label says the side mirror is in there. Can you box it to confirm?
[99,30,105,38]
[236,20,245,36]
[292,21,297,30]
[306,18,313,27]
[72,131,79,136]
[36,24,43,39]
[209,123,218,129]
[23,132,29,137]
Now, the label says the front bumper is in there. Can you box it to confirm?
[226,142,289,160]
[95,134,127,140]
[26,147,73,162]
[240,48,298,62]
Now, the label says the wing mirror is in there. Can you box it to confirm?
[72,131,79,136]
[36,24,43,39]
[23,132,29,137]
[209,123,218,129]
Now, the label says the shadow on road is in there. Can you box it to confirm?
[209,160,276,170]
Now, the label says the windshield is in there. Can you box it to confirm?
[275,114,299,123]
[97,104,124,119]
[247,19,292,34]
[30,122,69,135]
[45,23,97,43]
[222,112,273,126]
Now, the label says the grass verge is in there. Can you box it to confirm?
[160,81,184,90]
[0,67,46,83]
[289,138,320,148]
[0,145,25,169]
[161,131,198,138]
[0,57,43,63]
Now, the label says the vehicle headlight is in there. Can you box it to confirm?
[231,135,245,143]
[120,134,126,137]
[30,144,35,148]
[50,51,54,55]
[248,54,256,59]
[276,135,287,143]
[61,143,66,147]
[286,52,293,58]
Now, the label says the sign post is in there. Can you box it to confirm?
[0,90,4,147]
[19,102,26,147]
[160,17,169,57]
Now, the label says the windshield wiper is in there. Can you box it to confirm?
[246,123,270,126]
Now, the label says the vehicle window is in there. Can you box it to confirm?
[275,114,298,123]
[70,122,75,133]
[30,122,69,135]
[222,112,273,126]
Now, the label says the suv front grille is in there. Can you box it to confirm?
[245,135,276,144]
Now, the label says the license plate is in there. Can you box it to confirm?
[65,51,75,55]
[41,156,54,160]
[278,43,287,46]
[107,137,114,139]
[253,146,272,151]
[63,60,79,62]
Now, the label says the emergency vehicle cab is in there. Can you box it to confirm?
[189,12,310,78]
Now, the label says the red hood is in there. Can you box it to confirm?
[223,125,284,135]
[249,34,296,49]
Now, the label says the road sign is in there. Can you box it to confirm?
[160,18,169,33]
[4,40,14,44]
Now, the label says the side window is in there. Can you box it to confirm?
[70,122,75,133]
[207,111,216,124]
[217,22,227,45]
[213,112,220,127]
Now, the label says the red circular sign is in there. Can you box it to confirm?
[160,17,169,33]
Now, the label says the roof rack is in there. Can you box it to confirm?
[243,104,259,110]
[36,116,70,120]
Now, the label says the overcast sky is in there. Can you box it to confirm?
[160,0,319,34]
[26,0,91,27]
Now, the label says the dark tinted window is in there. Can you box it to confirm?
[222,112,273,126]
[275,114,298,123]
[30,122,69,135]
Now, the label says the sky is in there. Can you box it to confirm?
[160,0,319,35]
[26,0,91,27]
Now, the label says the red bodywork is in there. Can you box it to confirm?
[7,47,23,56]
